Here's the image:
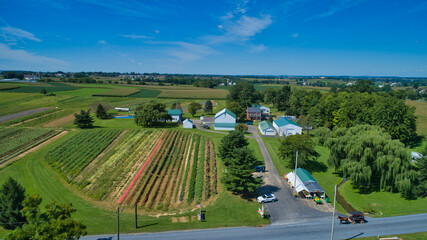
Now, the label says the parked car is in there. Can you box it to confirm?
[245,122,253,125]
[255,166,266,172]
[202,124,210,129]
[257,193,277,203]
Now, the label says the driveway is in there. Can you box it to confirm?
[0,107,51,123]
[247,125,330,224]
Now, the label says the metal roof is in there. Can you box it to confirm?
[247,107,262,113]
[215,108,236,119]
[167,109,182,115]
[214,123,237,127]
[273,117,300,128]
[259,120,274,131]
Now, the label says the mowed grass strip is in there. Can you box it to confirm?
[92,87,140,97]
[406,100,427,137]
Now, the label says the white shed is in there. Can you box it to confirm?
[258,121,276,135]
[183,119,193,129]
[273,118,302,137]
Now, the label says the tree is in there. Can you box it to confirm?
[40,89,47,94]
[279,134,319,169]
[0,177,26,230]
[134,101,171,127]
[6,195,87,240]
[203,100,213,114]
[218,131,248,163]
[188,102,202,117]
[234,123,248,133]
[73,110,94,128]
[414,156,427,198]
[96,104,108,119]
[327,125,416,197]
[227,82,262,107]
[226,101,245,121]
[222,147,262,195]
[171,102,181,110]
[275,86,292,111]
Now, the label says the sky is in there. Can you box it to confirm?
[0,0,426,77]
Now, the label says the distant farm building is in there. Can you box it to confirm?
[200,116,215,125]
[115,107,130,113]
[258,120,276,136]
[273,118,302,137]
[246,107,262,121]
[183,119,193,129]
[168,109,183,123]
[214,108,236,131]
[252,104,270,115]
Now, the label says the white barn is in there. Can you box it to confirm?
[183,119,193,129]
[214,108,237,131]
[273,118,302,137]
[258,121,276,135]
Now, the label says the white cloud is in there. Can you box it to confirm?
[1,26,41,44]
[138,62,143,66]
[154,30,160,34]
[155,41,216,62]
[0,43,67,66]
[292,33,299,38]
[249,44,267,53]
[122,34,153,39]
[97,40,107,44]
[305,0,367,21]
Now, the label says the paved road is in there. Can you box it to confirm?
[82,213,427,240]
[247,125,330,224]
[0,107,51,123]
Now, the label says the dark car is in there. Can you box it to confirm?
[255,166,266,172]
[202,124,210,129]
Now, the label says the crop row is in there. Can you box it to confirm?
[0,108,59,126]
[19,110,72,127]
[46,129,121,181]
[0,128,54,157]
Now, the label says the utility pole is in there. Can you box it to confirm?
[117,206,120,240]
[293,151,298,196]
[331,185,337,240]
[135,203,138,229]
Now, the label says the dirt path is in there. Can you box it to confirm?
[43,113,74,127]
[0,108,51,123]
[0,131,68,168]
[11,110,64,127]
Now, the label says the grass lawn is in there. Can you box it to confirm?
[0,129,268,238]
[406,100,427,137]
[357,231,427,240]
[54,87,111,97]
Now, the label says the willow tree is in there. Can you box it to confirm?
[326,125,416,197]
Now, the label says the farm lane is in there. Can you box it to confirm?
[247,125,330,224]
[193,121,330,224]
[82,213,427,240]
[0,107,51,123]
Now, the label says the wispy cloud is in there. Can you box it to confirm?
[305,0,367,21]
[205,6,272,44]
[158,42,216,62]
[0,43,67,66]
[249,44,267,53]
[97,40,107,44]
[121,34,153,40]
[1,26,41,45]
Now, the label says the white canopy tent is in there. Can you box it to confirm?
[286,169,325,199]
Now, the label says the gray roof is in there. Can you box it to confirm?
[247,107,262,113]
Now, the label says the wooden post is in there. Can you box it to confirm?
[117,206,120,240]
[135,203,138,229]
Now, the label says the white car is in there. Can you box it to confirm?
[257,193,277,203]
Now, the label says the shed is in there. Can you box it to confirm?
[273,118,302,137]
[258,121,276,135]
[167,109,183,123]
[183,119,193,129]
[286,168,325,199]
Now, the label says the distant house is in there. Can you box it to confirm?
[115,107,130,113]
[183,119,193,129]
[273,118,302,137]
[247,107,262,121]
[411,151,423,160]
[258,121,276,136]
[252,104,270,115]
[214,108,236,131]
[168,109,182,123]
[24,75,38,81]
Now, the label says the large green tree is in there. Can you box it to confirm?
[326,125,416,197]
[264,86,292,111]
[226,101,246,121]
[95,104,108,119]
[73,110,94,128]
[226,82,262,107]
[0,177,26,230]
[279,134,319,169]
[218,131,248,164]
[188,102,202,117]
[134,101,171,127]
[222,147,262,195]
[6,195,87,240]
[203,100,213,114]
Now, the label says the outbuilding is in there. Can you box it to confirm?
[258,120,276,135]
[273,118,302,137]
[214,108,237,130]
[286,168,325,199]
[183,119,193,129]
[167,109,183,123]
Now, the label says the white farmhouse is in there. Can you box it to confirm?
[214,108,237,131]
[252,104,270,115]
[167,109,183,123]
[258,121,276,135]
[273,118,302,137]
[183,119,193,129]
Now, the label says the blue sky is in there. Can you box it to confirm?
[0,0,426,76]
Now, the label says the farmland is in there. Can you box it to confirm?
[46,129,219,211]
[0,128,55,158]
[92,87,141,97]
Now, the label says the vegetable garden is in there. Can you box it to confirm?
[0,128,55,158]
[46,129,218,211]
